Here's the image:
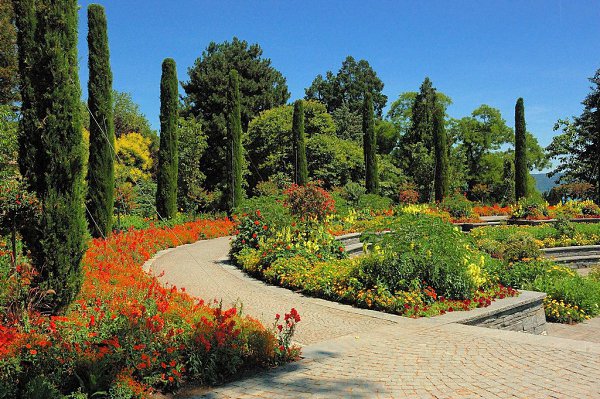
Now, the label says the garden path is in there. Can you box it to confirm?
[147,237,600,399]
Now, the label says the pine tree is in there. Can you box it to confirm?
[15,0,87,312]
[226,69,243,211]
[292,99,308,185]
[156,58,179,219]
[514,97,528,200]
[86,4,114,237]
[363,92,378,193]
[433,102,449,201]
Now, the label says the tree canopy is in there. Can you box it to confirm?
[183,37,289,193]
[305,56,387,116]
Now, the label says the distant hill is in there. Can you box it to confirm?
[532,172,563,194]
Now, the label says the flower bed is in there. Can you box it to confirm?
[0,219,299,398]
[232,211,517,318]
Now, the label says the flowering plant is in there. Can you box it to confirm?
[283,182,335,222]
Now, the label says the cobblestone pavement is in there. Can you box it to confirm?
[147,237,600,398]
[547,317,600,343]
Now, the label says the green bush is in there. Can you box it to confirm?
[360,214,494,299]
[529,274,600,318]
[501,230,541,262]
[342,182,366,206]
[234,195,290,230]
[357,194,393,212]
[439,193,474,220]
[511,196,549,219]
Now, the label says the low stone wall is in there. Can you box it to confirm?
[460,291,547,335]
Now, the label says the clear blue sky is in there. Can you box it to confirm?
[77,0,600,150]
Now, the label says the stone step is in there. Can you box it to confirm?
[345,242,364,257]
[542,245,600,256]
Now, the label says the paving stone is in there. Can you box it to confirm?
[148,237,600,398]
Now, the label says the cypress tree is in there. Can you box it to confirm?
[514,97,528,200]
[86,4,114,237]
[433,102,449,202]
[363,92,379,193]
[156,58,179,219]
[15,0,87,312]
[226,69,243,211]
[292,99,308,185]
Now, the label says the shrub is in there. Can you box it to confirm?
[230,210,270,259]
[501,230,541,262]
[357,194,393,212]
[234,196,290,231]
[553,217,576,238]
[439,193,475,220]
[360,214,495,299]
[283,182,335,222]
[342,182,366,206]
[529,275,600,321]
[511,197,549,219]
[255,180,280,197]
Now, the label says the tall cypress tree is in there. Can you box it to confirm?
[86,4,114,237]
[156,58,179,219]
[433,102,449,202]
[363,92,378,193]
[514,97,528,200]
[15,0,86,312]
[226,69,243,211]
[292,99,308,185]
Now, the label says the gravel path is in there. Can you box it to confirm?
[147,236,600,398]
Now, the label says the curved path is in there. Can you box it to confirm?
[147,237,600,399]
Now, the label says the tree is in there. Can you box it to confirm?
[292,100,308,185]
[397,78,438,200]
[226,69,243,211]
[363,92,378,193]
[112,91,156,138]
[452,105,513,194]
[433,102,449,201]
[183,37,289,193]
[514,98,528,199]
[245,100,334,189]
[0,105,17,178]
[15,0,86,312]
[177,116,207,213]
[86,4,114,237]
[548,69,600,201]
[331,102,362,142]
[375,119,399,155]
[156,58,178,219]
[387,91,453,138]
[305,55,387,116]
[0,0,18,105]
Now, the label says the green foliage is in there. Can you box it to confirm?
[15,0,87,313]
[357,194,393,212]
[501,230,541,262]
[514,98,528,199]
[112,91,157,139]
[183,37,289,193]
[396,78,439,201]
[156,58,179,219]
[375,119,399,155]
[530,274,600,319]
[234,195,290,231]
[331,102,362,142]
[226,69,244,211]
[0,0,18,105]
[306,134,364,188]
[0,105,17,179]
[439,193,474,220]
[305,55,387,116]
[433,102,449,201]
[177,116,207,213]
[230,210,269,259]
[360,214,494,299]
[547,69,600,201]
[341,182,366,205]
[511,196,549,219]
[363,92,378,194]
[245,100,334,189]
[292,100,308,185]
[86,4,114,238]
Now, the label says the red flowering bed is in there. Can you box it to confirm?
[0,218,300,398]
[472,204,512,217]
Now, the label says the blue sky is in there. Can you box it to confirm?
[77,1,600,150]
